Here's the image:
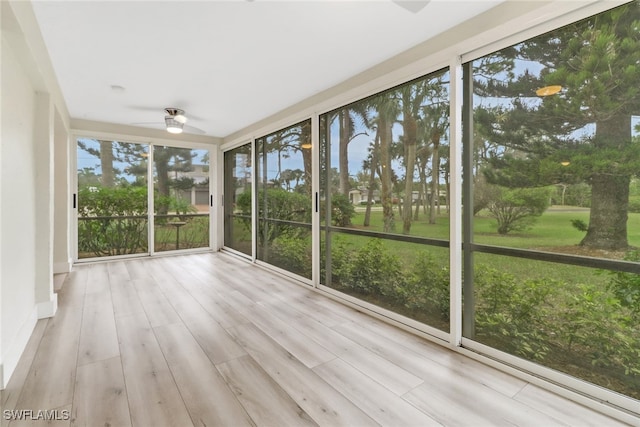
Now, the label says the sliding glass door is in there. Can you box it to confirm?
[224,143,252,256]
[76,138,149,259]
[255,120,312,279]
[76,139,211,259]
[153,146,210,252]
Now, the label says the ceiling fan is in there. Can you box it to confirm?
[132,108,206,135]
[393,1,430,14]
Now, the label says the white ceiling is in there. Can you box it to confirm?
[31,0,504,138]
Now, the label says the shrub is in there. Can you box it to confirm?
[404,252,450,320]
[474,265,557,360]
[77,186,148,256]
[608,250,640,316]
[269,235,312,277]
[320,193,356,227]
[486,186,551,234]
[333,239,405,301]
[237,189,310,243]
[571,218,588,232]
[553,282,640,377]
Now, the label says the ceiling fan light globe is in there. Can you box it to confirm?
[165,116,184,134]
[174,114,187,124]
[166,126,183,134]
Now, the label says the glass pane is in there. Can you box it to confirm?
[224,143,252,255]
[255,120,312,279]
[320,68,450,331]
[465,2,640,402]
[153,146,209,252]
[76,138,148,258]
[324,231,450,331]
[470,2,640,255]
[470,253,639,400]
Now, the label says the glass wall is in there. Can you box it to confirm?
[320,69,451,331]
[224,143,252,256]
[76,139,149,258]
[255,120,312,279]
[153,146,210,252]
[464,2,640,399]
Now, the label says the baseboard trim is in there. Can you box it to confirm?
[37,295,58,319]
[53,259,72,274]
[1,307,38,389]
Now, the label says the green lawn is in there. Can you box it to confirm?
[339,206,640,285]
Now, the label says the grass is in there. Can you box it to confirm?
[340,206,640,286]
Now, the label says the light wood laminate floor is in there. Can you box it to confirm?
[0,253,633,427]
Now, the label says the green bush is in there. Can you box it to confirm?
[486,186,551,235]
[333,239,405,301]
[404,252,450,320]
[474,265,557,360]
[237,189,310,244]
[320,193,356,227]
[608,250,640,316]
[77,186,148,256]
[554,282,640,377]
[269,235,312,278]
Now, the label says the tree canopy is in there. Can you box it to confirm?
[473,2,640,249]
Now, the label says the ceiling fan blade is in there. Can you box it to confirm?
[393,0,430,13]
[183,124,206,135]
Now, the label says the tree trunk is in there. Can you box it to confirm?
[99,140,115,187]
[364,133,379,227]
[156,159,170,215]
[300,123,312,197]
[379,114,394,233]
[580,115,631,250]
[339,111,351,196]
[402,112,417,234]
[429,134,440,224]
[580,173,629,249]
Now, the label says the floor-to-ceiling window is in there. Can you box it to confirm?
[224,143,252,256]
[255,120,312,279]
[76,138,149,259]
[153,146,210,252]
[320,69,451,332]
[217,2,639,412]
[76,139,211,259]
[463,1,640,400]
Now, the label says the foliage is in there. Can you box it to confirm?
[628,196,640,213]
[473,174,501,215]
[571,219,588,233]
[77,186,148,256]
[553,282,640,377]
[608,251,640,316]
[155,195,197,222]
[269,235,312,278]
[403,252,450,320]
[474,265,558,360]
[563,183,591,208]
[237,189,310,244]
[473,2,640,249]
[486,186,551,234]
[320,193,356,227]
[332,239,404,301]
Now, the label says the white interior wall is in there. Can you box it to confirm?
[0,0,65,389]
[1,34,39,388]
[53,110,71,273]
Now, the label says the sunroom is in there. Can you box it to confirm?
[1,0,639,425]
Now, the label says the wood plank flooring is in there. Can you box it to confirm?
[1,253,633,427]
